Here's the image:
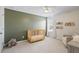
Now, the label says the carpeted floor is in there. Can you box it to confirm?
[2,37,67,53]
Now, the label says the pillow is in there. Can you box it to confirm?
[62,36,73,46]
[72,35,79,42]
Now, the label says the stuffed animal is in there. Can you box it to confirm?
[5,38,17,48]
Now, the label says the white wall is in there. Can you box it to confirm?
[0,7,4,52]
[54,10,79,40]
[47,9,79,40]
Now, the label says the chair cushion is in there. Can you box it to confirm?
[72,35,79,42]
[68,40,79,48]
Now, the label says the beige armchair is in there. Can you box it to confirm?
[27,29,45,43]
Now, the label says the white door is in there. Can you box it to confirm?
[0,7,4,52]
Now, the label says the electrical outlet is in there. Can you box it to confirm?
[22,36,24,39]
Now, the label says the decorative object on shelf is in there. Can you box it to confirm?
[65,22,75,26]
[56,26,63,29]
[56,22,63,29]
[56,22,63,25]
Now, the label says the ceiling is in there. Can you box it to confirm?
[5,6,79,17]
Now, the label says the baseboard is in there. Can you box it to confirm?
[17,40,27,44]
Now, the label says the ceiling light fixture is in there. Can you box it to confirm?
[44,9,49,13]
[43,6,49,13]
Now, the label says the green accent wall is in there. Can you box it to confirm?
[5,8,46,43]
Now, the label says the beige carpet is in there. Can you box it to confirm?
[2,37,67,53]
